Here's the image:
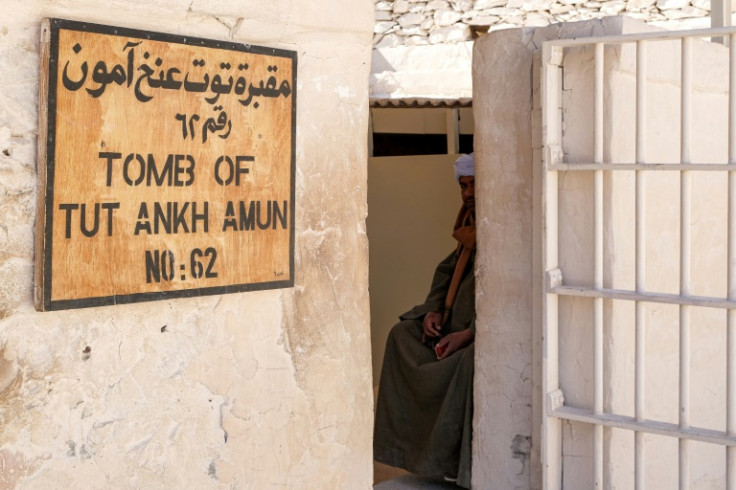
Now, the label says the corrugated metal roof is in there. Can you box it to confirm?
[370,97,472,108]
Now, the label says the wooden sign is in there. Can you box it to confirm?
[35,18,296,310]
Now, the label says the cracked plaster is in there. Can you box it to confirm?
[0,0,373,488]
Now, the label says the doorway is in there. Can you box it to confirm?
[366,104,474,485]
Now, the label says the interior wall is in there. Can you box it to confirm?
[0,1,374,488]
[370,107,475,135]
[367,154,459,385]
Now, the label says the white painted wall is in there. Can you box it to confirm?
[0,1,374,488]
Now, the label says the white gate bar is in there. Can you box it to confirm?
[729,169,736,490]
[594,41,604,490]
[729,170,736,490]
[550,284,736,309]
[542,42,563,490]
[549,163,736,171]
[728,32,736,490]
[713,0,733,29]
[680,35,692,490]
[552,405,736,447]
[712,0,733,45]
[546,25,736,48]
[635,39,648,490]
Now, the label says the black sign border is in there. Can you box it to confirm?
[40,18,297,311]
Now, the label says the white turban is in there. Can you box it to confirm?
[454,153,475,181]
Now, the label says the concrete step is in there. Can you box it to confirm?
[374,474,460,489]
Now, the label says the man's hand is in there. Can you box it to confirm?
[422,312,443,340]
[434,329,474,360]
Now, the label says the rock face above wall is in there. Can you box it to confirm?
[374,0,714,47]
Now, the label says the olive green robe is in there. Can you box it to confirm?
[374,250,475,488]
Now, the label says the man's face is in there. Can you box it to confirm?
[459,176,475,211]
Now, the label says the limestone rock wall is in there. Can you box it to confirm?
[375,0,716,47]
[0,1,374,489]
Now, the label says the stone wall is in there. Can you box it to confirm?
[0,1,374,488]
[375,0,714,47]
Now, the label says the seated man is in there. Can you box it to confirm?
[374,153,476,488]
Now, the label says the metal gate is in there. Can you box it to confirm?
[542,27,736,489]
